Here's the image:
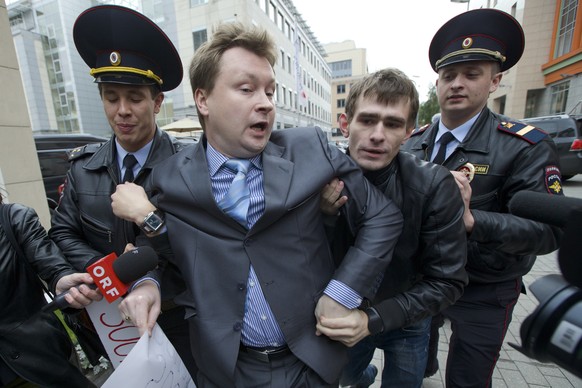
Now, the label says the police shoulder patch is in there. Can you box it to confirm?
[68,142,103,161]
[497,121,548,145]
[545,165,562,194]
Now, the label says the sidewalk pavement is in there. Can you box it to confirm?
[368,250,582,387]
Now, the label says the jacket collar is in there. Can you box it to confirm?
[177,137,293,234]
[413,107,494,156]
[83,128,175,171]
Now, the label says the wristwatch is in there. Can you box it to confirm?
[365,307,384,335]
[140,210,165,234]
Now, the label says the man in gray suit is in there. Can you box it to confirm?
[111,22,402,387]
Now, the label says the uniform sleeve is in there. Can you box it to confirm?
[470,138,562,255]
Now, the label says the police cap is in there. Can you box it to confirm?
[73,5,182,91]
[429,8,524,72]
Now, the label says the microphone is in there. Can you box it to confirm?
[43,246,158,312]
[508,191,582,227]
[508,190,582,288]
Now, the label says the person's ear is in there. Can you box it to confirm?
[195,89,209,116]
[490,70,502,94]
[339,113,350,138]
[153,93,164,114]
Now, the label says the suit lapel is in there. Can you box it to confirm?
[252,142,294,233]
[178,141,241,226]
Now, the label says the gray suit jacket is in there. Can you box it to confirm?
[147,127,402,385]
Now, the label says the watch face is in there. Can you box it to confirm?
[144,212,164,231]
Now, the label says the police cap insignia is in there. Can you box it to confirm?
[73,5,182,91]
[429,9,524,72]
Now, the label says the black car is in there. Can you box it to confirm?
[522,115,582,180]
[34,133,108,211]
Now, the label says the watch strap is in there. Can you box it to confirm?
[365,307,384,335]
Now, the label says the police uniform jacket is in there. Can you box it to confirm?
[144,127,403,385]
[49,129,188,299]
[0,204,91,387]
[402,107,563,283]
[330,151,468,332]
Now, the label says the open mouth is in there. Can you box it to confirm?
[250,121,268,131]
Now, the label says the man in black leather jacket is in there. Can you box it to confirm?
[317,68,468,387]
[48,5,196,378]
[402,9,563,387]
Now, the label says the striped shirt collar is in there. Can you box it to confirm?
[206,143,263,176]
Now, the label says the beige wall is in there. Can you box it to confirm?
[0,0,50,228]
[325,40,368,129]
[472,0,557,119]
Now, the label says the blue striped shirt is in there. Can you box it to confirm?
[206,144,362,347]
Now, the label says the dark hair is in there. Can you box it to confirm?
[345,68,419,129]
[189,22,277,129]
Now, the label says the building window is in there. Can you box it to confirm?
[337,84,346,94]
[330,60,352,78]
[550,82,570,114]
[277,11,284,31]
[337,99,346,108]
[555,0,578,58]
[282,86,287,105]
[190,0,208,7]
[269,1,276,23]
[193,29,207,51]
[280,49,285,70]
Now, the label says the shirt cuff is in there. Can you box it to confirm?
[130,277,160,292]
[324,279,363,309]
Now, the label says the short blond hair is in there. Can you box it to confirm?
[189,22,277,129]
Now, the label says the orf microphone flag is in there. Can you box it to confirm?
[43,246,158,311]
[87,246,158,302]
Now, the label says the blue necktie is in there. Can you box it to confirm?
[219,159,251,226]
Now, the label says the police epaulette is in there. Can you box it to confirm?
[497,121,548,145]
[411,124,430,137]
[68,142,103,161]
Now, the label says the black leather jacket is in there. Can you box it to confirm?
[49,129,190,299]
[403,108,563,284]
[330,152,468,331]
[0,204,91,387]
